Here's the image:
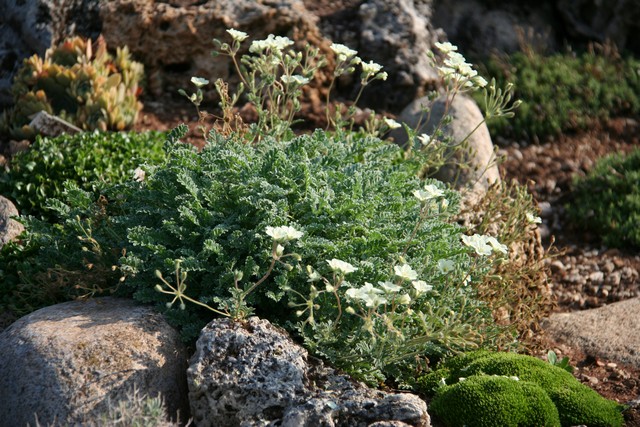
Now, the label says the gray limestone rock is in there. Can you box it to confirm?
[188,317,430,427]
[0,297,190,427]
[393,94,500,203]
[0,195,24,248]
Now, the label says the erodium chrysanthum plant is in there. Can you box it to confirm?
[1,32,523,387]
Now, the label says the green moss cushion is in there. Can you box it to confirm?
[430,375,561,427]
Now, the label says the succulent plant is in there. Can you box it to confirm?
[1,36,144,139]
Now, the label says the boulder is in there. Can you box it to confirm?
[322,0,440,112]
[0,195,24,248]
[0,297,190,427]
[557,0,640,54]
[432,0,561,58]
[542,297,640,370]
[393,94,500,203]
[99,0,329,99]
[188,317,430,427]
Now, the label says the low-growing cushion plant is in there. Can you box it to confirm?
[416,351,625,427]
[478,43,640,142]
[566,148,640,249]
[0,130,167,220]
[0,31,534,390]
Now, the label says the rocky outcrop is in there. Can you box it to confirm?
[188,317,431,427]
[543,297,640,370]
[432,0,561,58]
[393,94,500,203]
[0,195,24,248]
[0,0,328,110]
[99,0,329,99]
[557,0,640,54]
[0,297,190,427]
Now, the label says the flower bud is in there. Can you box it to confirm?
[154,285,163,292]
[165,302,173,309]
[155,270,163,279]
[345,306,356,315]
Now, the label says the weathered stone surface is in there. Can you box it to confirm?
[0,297,190,427]
[0,0,328,110]
[100,0,329,99]
[327,0,440,112]
[0,195,24,248]
[393,94,500,202]
[188,317,430,427]
[543,297,640,369]
[557,0,640,54]
[28,111,82,137]
[432,0,561,58]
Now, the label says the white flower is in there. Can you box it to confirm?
[330,42,358,61]
[281,75,310,85]
[327,258,358,275]
[250,34,294,54]
[526,212,542,224]
[434,41,458,54]
[378,71,388,81]
[474,75,488,88]
[133,167,145,182]
[412,280,433,294]
[191,76,209,88]
[345,282,387,308]
[361,60,383,77]
[397,293,412,305]
[383,117,402,129]
[265,225,303,242]
[485,236,508,254]
[275,244,285,257]
[226,28,249,42]
[461,234,493,256]
[437,259,456,274]
[378,281,402,293]
[394,264,418,281]
[417,133,431,146]
[423,184,445,199]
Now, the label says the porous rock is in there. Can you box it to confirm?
[393,94,500,203]
[0,195,24,248]
[99,0,329,99]
[0,297,189,427]
[345,0,440,112]
[188,317,430,427]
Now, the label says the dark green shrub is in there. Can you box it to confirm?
[417,351,625,427]
[567,148,640,249]
[478,46,640,141]
[430,375,561,427]
[0,131,167,220]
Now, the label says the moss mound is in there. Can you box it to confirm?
[417,351,625,427]
[430,375,561,427]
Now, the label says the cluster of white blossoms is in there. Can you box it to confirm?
[249,34,294,55]
[461,233,508,256]
[330,42,388,82]
[434,41,487,89]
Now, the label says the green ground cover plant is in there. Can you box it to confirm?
[0,31,536,391]
[417,351,625,427]
[0,131,167,220]
[566,148,640,249]
[478,44,640,141]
